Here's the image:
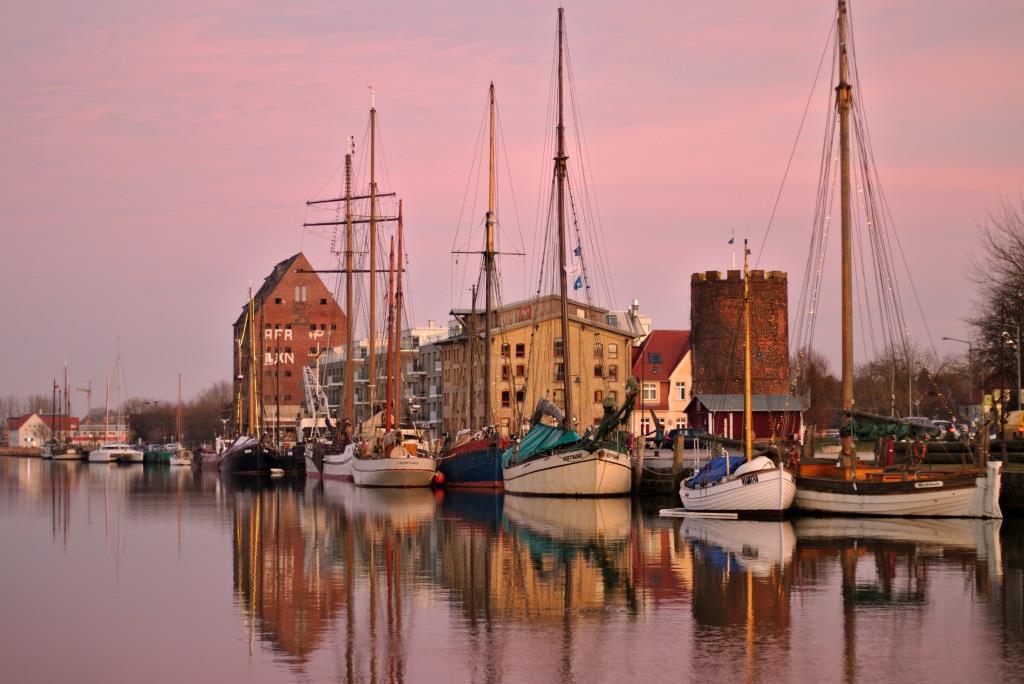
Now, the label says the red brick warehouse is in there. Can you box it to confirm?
[232,252,346,440]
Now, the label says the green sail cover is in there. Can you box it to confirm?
[840,413,936,441]
[502,423,581,467]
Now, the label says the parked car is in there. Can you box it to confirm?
[904,416,941,438]
[657,427,712,449]
[931,420,965,441]
[1003,410,1024,441]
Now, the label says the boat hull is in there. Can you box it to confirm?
[503,447,632,496]
[218,438,282,474]
[794,461,1002,518]
[681,467,795,514]
[351,457,436,487]
[439,439,504,488]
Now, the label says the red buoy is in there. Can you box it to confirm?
[433,471,446,486]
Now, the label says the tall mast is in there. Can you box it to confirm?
[385,237,395,431]
[484,83,497,428]
[368,94,378,433]
[837,0,854,467]
[343,138,356,422]
[394,200,404,428]
[555,7,574,429]
[63,357,70,440]
[176,373,182,443]
[248,287,258,435]
[743,240,753,463]
[51,379,57,443]
[468,285,478,429]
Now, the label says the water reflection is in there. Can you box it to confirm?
[2,457,1024,683]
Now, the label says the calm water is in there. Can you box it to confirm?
[1,457,1022,683]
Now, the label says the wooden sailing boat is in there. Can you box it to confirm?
[438,83,511,488]
[793,1,1001,518]
[220,289,284,474]
[349,96,435,487]
[680,241,796,514]
[501,8,635,496]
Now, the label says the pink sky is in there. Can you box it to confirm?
[1,0,1022,407]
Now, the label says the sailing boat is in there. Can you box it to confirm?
[304,137,360,481]
[89,339,143,463]
[793,1,1001,518]
[438,83,510,488]
[219,289,284,474]
[680,241,795,514]
[349,98,436,487]
[501,9,635,497]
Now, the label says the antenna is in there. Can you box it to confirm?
[368,85,375,109]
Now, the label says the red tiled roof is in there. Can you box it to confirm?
[39,414,80,431]
[631,330,690,380]
[6,414,35,430]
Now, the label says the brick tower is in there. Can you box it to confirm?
[690,270,790,395]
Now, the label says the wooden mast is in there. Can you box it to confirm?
[468,285,478,429]
[385,237,395,431]
[176,373,182,444]
[343,137,355,423]
[555,7,574,429]
[368,94,378,435]
[484,83,496,428]
[743,240,753,463]
[837,0,854,469]
[394,200,404,428]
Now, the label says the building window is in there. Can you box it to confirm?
[647,351,662,364]
[554,363,565,382]
[642,383,658,401]
[608,390,618,402]
[310,347,318,355]
[274,297,283,304]
[554,389,565,403]
[594,364,603,378]
[331,324,337,330]
[284,370,292,378]
[594,390,603,403]
[608,364,618,380]
[516,389,525,403]
[516,364,525,377]
[515,343,525,358]
[608,343,619,359]
[594,342,603,358]
[284,346,291,353]
[501,366,510,381]
[676,382,686,401]
[501,343,510,357]
[310,324,316,331]
[501,391,511,408]
[640,417,650,435]
[320,298,327,305]
[554,338,564,357]
[285,323,292,329]
[284,394,292,401]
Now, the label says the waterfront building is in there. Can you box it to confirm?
[684,393,805,442]
[232,252,346,442]
[5,413,82,447]
[316,321,448,435]
[439,294,636,438]
[631,330,692,437]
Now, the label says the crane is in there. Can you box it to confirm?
[75,381,92,420]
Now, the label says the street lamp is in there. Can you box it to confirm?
[941,336,974,421]
[1002,324,1022,411]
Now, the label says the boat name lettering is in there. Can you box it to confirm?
[742,473,759,485]
[562,452,585,462]
[914,480,943,489]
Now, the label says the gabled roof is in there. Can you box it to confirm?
[685,394,807,413]
[631,330,690,381]
[6,414,36,430]
[234,252,314,327]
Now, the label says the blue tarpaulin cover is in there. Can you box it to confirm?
[684,455,747,488]
[502,423,581,467]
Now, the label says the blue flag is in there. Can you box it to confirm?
[573,245,582,257]
[573,275,583,290]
